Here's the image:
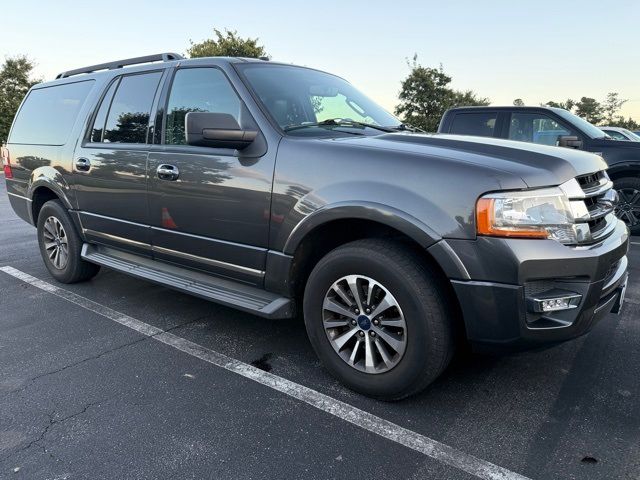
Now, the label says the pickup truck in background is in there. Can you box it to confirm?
[439,106,640,234]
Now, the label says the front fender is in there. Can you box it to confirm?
[282,201,442,255]
[607,161,640,179]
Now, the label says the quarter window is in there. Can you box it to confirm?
[449,112,498,137]
[508,113,572,146]
[165,68,241,145]
[9,80,95,145]
[100,72,162,144]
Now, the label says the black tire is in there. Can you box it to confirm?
[37,200,100,283]
[614,177,640,235]
[303,239,454,401]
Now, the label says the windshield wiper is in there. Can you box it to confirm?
[284,118,395,133]
[387,123,425,133]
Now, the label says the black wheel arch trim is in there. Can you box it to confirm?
[607,162,640,180]
[282,201,442,255]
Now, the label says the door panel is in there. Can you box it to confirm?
[74,146,151,252]
[147,148,274,284]
[148,67,274,284]
[73,71,163,254]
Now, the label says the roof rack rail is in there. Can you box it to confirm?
[56,52,184,79]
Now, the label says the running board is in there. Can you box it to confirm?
[81,244,294,319]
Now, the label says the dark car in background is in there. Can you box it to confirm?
[2,54,630,399]
[439,106,640,234]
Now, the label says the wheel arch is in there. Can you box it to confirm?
[283,209,463,334]
[607,162,640,181]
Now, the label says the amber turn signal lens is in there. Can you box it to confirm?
[476,198,548,238]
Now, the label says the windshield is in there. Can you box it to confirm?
[623,129,640,141]
[554,109,608,139]
[238,64,401,134]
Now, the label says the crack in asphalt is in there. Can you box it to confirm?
[0,316,209,465]
[1,316,205,399]
[0,402,100,464]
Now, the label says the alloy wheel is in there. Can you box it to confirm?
[615,188,640,227]
[42,216,69,270]
[322,275,407,374]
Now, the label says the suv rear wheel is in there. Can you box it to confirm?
[303,239,454,400]
[614,177,640,235]
[37,200,100,283]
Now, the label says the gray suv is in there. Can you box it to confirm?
[2,53,629,400]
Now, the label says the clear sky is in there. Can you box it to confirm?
[3,0,640,120]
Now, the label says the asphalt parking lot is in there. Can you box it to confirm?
[0,178,639,480]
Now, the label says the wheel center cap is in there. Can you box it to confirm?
[357,315,371,330]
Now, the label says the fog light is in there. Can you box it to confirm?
[527,289,582,313]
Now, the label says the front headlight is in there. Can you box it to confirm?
[476,187,577,244]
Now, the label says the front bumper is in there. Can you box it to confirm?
[433,219,629,350]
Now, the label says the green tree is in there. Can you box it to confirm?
[609,116,640,130]
[187,28,268,59]
[574,97,603,124]
[395,56,489,132]
[0,56,40,142]
[513,98,525,106]
[543,99,576,111]
[601,92,627,125]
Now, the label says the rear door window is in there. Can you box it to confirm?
[9,80,95,145]
[508,113,573,146]
[449,112,498,137]
[101,72,162,143]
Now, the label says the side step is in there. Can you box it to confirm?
[81,244,294,319]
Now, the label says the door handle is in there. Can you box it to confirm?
[75,157,91,172]
[157,164,179,181]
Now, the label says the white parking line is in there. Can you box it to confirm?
[0,265,530,480]
[631,241,640,246]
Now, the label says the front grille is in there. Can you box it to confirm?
[566,171,617,245]
[576,171,605,190]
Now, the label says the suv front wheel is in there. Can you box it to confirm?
[303,239,454,400]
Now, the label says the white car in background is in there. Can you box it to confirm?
[600,126,640,141]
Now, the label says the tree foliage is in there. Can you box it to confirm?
[513,98,525,106]
[0,56,40,142]
[601,92,627,125]
[574,97,603,125]
[187,28,268,59]
[395,56,489,132]
[543,92,635,127]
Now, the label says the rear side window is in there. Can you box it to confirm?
[101,72,162,144]
[90,80,118,142]
[449,112,498,137]
[9,80,94,145]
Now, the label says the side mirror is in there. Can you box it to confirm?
[558,135,583,149]
[185,112,257,149]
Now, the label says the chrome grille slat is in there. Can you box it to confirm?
[561,171,617,245]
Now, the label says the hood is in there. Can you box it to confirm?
[327,133,608,188]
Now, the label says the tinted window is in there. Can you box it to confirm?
[508,113,572,146]
[9,80,94,145]
[103,72,162,143]
[239,64,400,132]
[165,68,241,145]
[90,80,118,142]
[449,112,497,137]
